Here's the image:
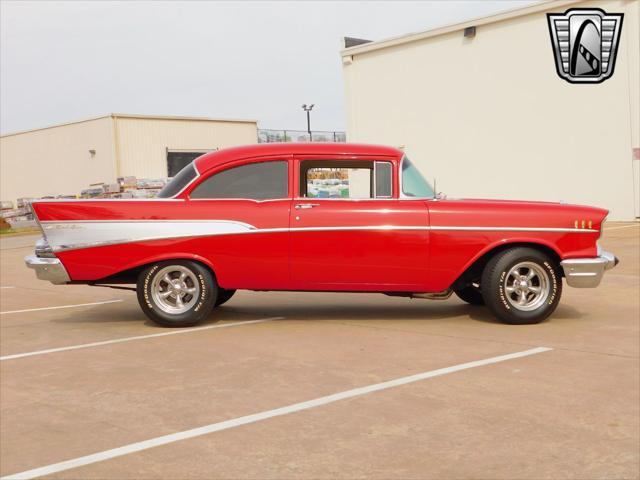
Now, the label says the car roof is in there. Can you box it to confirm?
[194,142,403,173]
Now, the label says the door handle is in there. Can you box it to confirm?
[295,203,319,209]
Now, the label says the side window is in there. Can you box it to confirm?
[190,161,288,200]
[300,160,392,199]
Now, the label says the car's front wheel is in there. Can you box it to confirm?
[137,260,217,327]
[481,247,562,325]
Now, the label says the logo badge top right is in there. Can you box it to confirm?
[547,8,624,84]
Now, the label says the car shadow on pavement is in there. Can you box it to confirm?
[50,296,584,328]
[219,302,489,323]
[51,303,260,327]
[219,299,585,325]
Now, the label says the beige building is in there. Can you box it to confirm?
[342,0,639,220]
[0,114,258,203]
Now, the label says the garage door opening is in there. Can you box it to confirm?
[167,150,216,177]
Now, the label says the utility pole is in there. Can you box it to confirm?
[301,104,314,141]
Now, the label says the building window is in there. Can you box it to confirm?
[167,151,207,177]
[190,161,288,200]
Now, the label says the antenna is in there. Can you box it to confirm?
[433,178,437,199]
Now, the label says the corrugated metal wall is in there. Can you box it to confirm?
[0,116,258,203]
[0,117,116,203]
[115,117,258,178]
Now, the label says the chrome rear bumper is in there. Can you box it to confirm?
[25,255,70,285]
[561,250,618,288]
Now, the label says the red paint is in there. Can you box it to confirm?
[32,143,608,293]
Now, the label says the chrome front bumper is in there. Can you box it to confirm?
[25,255,70,285]
[561,250,619,288]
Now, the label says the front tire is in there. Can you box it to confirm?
[137,260,217,327]
[481,247,562,325]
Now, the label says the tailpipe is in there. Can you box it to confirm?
[384,289,452,300]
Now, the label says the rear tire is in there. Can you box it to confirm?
[481,247,562,325]
[455,285,485,305]
[137,260,217,327]
[215,288,236,307]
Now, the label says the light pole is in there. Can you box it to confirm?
[301,104,314,141]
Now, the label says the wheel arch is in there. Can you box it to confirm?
[451,240,563,291]
[91,253,218,285]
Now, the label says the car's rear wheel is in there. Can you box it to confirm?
[137,260,217,327]
[215,288,236,307]
[481,247,562,325]
[454,284,484,305]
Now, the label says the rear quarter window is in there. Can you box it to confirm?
[157,163,198,198]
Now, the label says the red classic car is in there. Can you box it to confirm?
[26,143,618,327]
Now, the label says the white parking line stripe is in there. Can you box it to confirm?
[0,346,552,480]
[0,317,283,361]
[604,224,640,231]
[0,299,123,315]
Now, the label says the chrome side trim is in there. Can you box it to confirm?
[430,226,598,233]
[24,255,70,284]
[41,219,257,227]
[561,250,618,288]
[287,225,428,232]
[39,220,600,253]
[41,220,257,252]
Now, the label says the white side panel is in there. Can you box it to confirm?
[42,220,255,251]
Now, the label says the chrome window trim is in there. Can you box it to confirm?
[188,197,291,203]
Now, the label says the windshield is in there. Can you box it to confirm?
[157,163,198,198]
[401,156,434,198]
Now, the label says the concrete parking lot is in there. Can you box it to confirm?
[1,224,638,480]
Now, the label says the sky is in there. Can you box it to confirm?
[1,0,538,135]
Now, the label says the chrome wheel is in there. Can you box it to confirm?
[150,265,200,314]
[504,261,550,311]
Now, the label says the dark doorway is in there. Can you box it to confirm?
[167,151,206,177]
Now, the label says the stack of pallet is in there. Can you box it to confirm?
[0,198,37,229]
[80,176,169,199]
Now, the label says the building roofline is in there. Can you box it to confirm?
[0,113,258,138]
[340,0,581,58]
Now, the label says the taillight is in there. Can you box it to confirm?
[35,237,56,258]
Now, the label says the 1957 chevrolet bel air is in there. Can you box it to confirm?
[26,143,618,327]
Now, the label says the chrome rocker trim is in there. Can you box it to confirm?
[24,255,71,285]
[561,250,618,288]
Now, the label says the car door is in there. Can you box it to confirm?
[289,154,430,291]
[186,156,293,290]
